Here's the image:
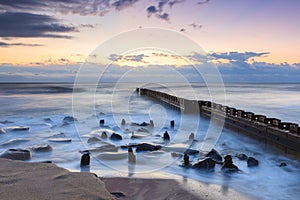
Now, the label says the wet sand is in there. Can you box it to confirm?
[0,158,252,200]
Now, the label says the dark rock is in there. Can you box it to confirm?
[184,153,190,165]
[0,149,31,160]
[170,120,175,127]
[206,149,222,162]
[163,131,170,141]
[279,162,287,167]
[110,133,122,141]
[111,192,126,198]
[121,119,126,125]
[139,122,149,126]
[235,153,248,161]
[222,155,238,171]
[63,116,76,123]
[149,120,154,126]
[136,143,161,152]
[184,149,199,155]
[247,157,259,167]
[80,153,90,166]
[137,128,149,133]
[28,144,52,152]
[40,160,53,163]
[99,119,105,126]
[193,157,215,169]
[87,137,102,144]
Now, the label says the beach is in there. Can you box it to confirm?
[0,158,252,200]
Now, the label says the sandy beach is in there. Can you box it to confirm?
[0,158,252,200]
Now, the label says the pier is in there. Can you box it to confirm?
[136,88,300,157]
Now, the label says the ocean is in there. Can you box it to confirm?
[0,82,299,199]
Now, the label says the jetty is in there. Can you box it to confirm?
[136,88,300,157]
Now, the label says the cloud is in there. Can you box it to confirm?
[108,53,148,63]
[209,51,270,62]
[112,0,139,11]
[197,0,210,5]
[0,12,76,38]
[189,23,202,29]
[0,41,43,47]
[147,6,158,17]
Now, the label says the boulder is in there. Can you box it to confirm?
[136,143,161,152]
[149,120,154,127]
[4,126,30,132]
[222,155,238,171]
[0,149,31,160]
[110,133,122,141]
[28,144,52,152]
[235,153,248,160]
[247,157,259,167]
[206,149,222,162]
[279,162,287,167]
[121,119,126,126]
[193,157,215,169]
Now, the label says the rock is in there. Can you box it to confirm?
[28,144,52,152]
[111,192,126,198]
[193,157,215,169]
[87,137,102,144]
[279,162,287,167]
[206,149,222,162]
[121,119,126,125]
[171,152,181,157]
[184,153,190,165]
[136,143,161,152]
[235,153,248,161]
[63,116,76,123]
[163,131,170,141]
[88,144,118,153]
[0,128,6,134]
[247,157,259,167]
[189,132,195,140]
[0,120,13,124]
[149,120,154,127]
[1,138,30,147]
[184,149,199,155]
[139,122,149,126]
[128,147,136,164]
[222,155,238,171]
[131,132,146,139]
[100,131,108,139]
[48,138,72,142]
[110,133,122,141]
[137,128,149,133]
[0,149,31,160]
[81,153,90,166]
[99,119,105,126]
[4,126,30,132]
[170,120,175,128]
[44,118,54,123]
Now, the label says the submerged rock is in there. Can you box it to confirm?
[136,143,161,152]
[110,133,122,141]
[235,153,248,161]
[183,153,190,166]
[279,162,287,167]
[247,157,259,167]
[121,119,126,126]
[184,149,199,155]
[206,149,222,162]
[0,149,31,160]
[222,155,238,171]
[0,120,13,124]
[27,144,52,152]
[193,157,215,169]
[189,132,195,141]
[63,116,77,124]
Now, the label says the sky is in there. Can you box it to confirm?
[0,0,300,83]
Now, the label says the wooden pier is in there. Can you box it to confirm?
[136,88,300,157]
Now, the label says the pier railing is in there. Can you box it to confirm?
[136,88,300,156]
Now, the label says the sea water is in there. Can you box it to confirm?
[0,83,299,199]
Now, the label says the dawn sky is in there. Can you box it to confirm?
[0,0,299,82]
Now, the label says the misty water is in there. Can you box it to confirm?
[0,83,299,199]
